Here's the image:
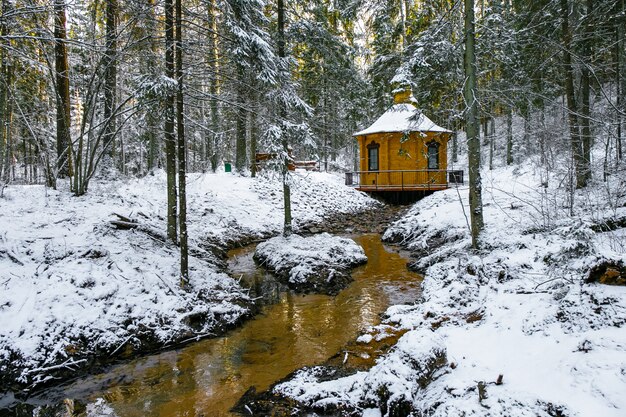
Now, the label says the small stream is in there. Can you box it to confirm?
[17,234,421,416]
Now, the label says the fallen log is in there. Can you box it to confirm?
[112,212,137,224]
[109,215,167,243]
[110,220,138,230]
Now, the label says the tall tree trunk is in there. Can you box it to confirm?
[522,107,530,152]
[0,0,12,185]
[464,0,484,249]
[175,0,188,287]
[579,0,593,185]
[488,115,494,171]
[331,106,338,163]
[3,58,12,182]
[250,91,258,178]
[207,0,220,172]
[617,0,625,161]
[452,120,458,163]
[506,107,513,165]
[399,0,406,54]
[278,0,292,236]
[54,0,71,179]
[618,33,623,162]
[323,79,328,171]
[23,129,27,181]
[103,0,118,167]
[145,0,159,172]
[0,0,7,183]
[165,0,178,242]
[235,67,247,173]
[561,0,584,189]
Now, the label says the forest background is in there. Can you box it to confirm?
[0,0,625,229]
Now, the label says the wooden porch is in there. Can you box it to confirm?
[345,170,464,192]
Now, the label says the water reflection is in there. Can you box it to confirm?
[36,234,421,417]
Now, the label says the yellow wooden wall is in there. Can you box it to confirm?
[356,132,450,187]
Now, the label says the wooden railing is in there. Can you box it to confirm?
[345,169,464,191]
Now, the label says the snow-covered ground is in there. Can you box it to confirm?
[0,170,376,390]
[273,160,626,416]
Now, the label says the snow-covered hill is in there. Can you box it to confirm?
[0,170,376,390]
[272,160,626,417]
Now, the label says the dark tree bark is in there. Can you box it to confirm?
[235,66,247,173]
[464,0,484,249]
[506,107,513,165]
[206,0,220,172]
[0,0,8,183]
[250,91,258,178]
[145,0,160,172]
[561,0,585,189]
[103,0,118,165]
[452,121,458,163]
[54,0,71,179]
[0,0,12,184]
[2,57,12,183]
[617,0,625,161]
[489,116,494,171]
[175,0,188,288]
[165,0,178,243]
[579,0,593,185]
[278,0,292,237]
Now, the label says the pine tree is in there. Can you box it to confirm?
[103,0,118,165]
[175,0,188,288]
[165,0,178,242]
[54,0,71,180]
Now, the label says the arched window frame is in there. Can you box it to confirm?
[367,141,380,171]
[427,141,440,170]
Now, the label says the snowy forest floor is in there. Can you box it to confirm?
[245,159,626,417]
[0,170,377,395]
[3,158,626,417]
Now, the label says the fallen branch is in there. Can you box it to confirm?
[534,276,574,290]
[24,358,88,375]
[155,273,178,296]
[110,334,136,357]
[175,332,215,345]
[0,249,24,266]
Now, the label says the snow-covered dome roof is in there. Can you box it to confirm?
[354,87,451,136]
[353,103,451,136]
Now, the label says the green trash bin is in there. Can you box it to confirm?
[224,162,232,173]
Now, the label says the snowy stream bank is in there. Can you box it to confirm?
[3,234,421,417]
[240,162,626,417]
[0,171,377,397]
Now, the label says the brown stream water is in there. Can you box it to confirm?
[34,234,421,417]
